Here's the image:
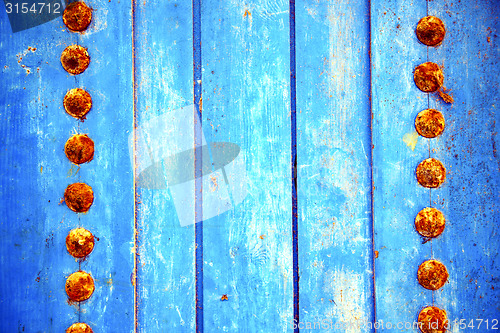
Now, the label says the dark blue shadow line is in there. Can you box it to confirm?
[290,0,299,332]
[193,0,203,332]
[367,1,377,331]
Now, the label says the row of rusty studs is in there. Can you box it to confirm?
[413,16,450,333]
[60,2,96,333]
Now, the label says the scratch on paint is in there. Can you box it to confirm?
[176,306,185,325]
[323,269,369,333]
[403,131,419,151]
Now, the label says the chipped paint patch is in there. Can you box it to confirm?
[403,131,419,151]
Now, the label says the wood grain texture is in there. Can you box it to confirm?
[0,11,75,332]
[296,1,374,331]
[429,0,500,330]
[372,0,500,331]
[132,0,196,331]
[371,0,433,328]
[76,0,135,330]
[200,0,293,331]
[1,0,499,332]
[0,0,135,331]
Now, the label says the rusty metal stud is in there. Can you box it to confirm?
[416,158,446,188]
[416,16,446,47]
[418,306,448,333]
[66,228,95,259]
[61,45,90,75]
[415,207,446,238]
[65,134,94,164]
[63,1,92,32]
[414,62,444,93]
[66,323,94,333]
[65,271,95,302]
[417,259,449,290]
[64,88,92,120]
[415,109,445,138]
[64,183,94,213]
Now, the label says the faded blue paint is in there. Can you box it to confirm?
[430,0,500,330]
[371,0,435,329]
[133,0,195,331]
[1,0,499,332]
[0,0,134,331]
[201,0,293,331]
[297,1,375,331]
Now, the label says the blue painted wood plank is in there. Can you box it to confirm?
[428,1,500,331]
[75,0,135,330]
[371,0,433,329]
[0,1,135,331]
[132,0,196,331]
[0,7,82,332]
[200,0,293,331]
[296,1,374,331]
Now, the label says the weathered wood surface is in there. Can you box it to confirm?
[0,0,498,332]
[0,0,135,332]
[372,0,500,332]
[297,1,375,332]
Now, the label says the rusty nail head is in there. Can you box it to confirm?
[65,134,95,164]
[416,16,446,46]
[416,158,446,188]
[414,62,444,93]
[415,109,445,138]
[417,259,449,290]
[63,1,92,32]
[64,183,94,213]
[65,271,95,302]
[61,45,90,75]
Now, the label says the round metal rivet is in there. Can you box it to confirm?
[415,109,445,138]
[418,306,448,333]
[66,228,95,259]
[65,134,95,164]
[61,45,90,75]
[417,259,449,290]
[416,16,446,46]
[66,323,94,333]
[64,88,92,120]
[63,1,92,32]
[416,158,446,188]
[64,183,94,213]
[414,62,444,93]
[415,207,446,238]
[65,271,95,302]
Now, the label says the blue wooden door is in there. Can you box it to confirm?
[0,0,498,332]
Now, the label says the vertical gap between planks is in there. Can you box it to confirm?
[367,0,377,330]
[193,0,204,331]
[131,0,139,330]
[289,0,299,331]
